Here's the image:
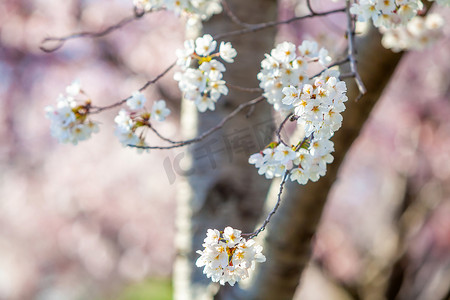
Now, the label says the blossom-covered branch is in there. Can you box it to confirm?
[129,95,265,150]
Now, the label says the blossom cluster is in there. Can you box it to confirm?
[45,81,99,145]
[253,41,348,185]
[249,140,335,184]
[381,14,445,51]
[174,34,237,112]
[350,0,425,28]
[257,40,332,111]
[196,227,266,286]
[114,91,170,149]
[133,0,222,21]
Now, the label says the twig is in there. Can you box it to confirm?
[226,83,263,93]
[138,60,177,91]
[310,57,351,79]
[245,103,256,118]
[327,57,351,69]
[40,11,146,53]
[306,0,317,14]
[40,4,344,53]
[221,0,253,28]
[129,95,265,150]
[345,0,366,100]
[246,171,290,239]
[214,7,346,40]
[148,124,179,144]
[276,113,294,146]
[90,60,176,114]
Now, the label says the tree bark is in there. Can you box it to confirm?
[173,1,277,299]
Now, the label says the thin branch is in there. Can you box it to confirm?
[148,124,179,144]
[221,0,253,28]
[130,95,265,150]
[276,113,294,146]
[311,57,351,79]
[40,10,147,53]
[306,0,317,14]
[138,60,177,91]
[245,103,256,118]
[246,171,290,239]
[40,4,345,53]
[346,0,367,99]
[327,57,351,70]
[226,83,263,93]
[214,7,346,40]
[90,60,176,114]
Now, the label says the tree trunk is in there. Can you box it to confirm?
[173,1,277,299]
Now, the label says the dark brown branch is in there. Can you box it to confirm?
[276,113,294,146]
[39,3,344,54]
[138,60,177,91]
[89,62,176,114]
[130,95,265,150]
[148,123,179,144]
[214,7,346,40]
[226,83,263,93]
[221,0,253,28]
[246,171,290,239]
[311,58,351,79]
[40,12,145,53]
[306,0,317,14]
[89,60,176,114]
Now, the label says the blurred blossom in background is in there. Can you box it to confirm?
[0,0,182,299]
[1,0,450,299]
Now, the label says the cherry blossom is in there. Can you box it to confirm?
[196,227,266,286]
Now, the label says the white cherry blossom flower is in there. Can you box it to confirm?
[290,167,310,184]
[219,41,237,63]
[196,226,265,286]
[175,35,237,112]
[282,85,300,105]
[318,48,332,66]
[151,100,171,121]
[46,82,99,145]
[195,94,216,112]
[271,41,296,63]
[65,79,82,97]
[195,34,217,56]
[127,91,147,110]
[298,40,318,57]
[176,39,195,68]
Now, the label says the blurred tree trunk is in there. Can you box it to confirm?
[242,26,404,300]
[173,1,277,299]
